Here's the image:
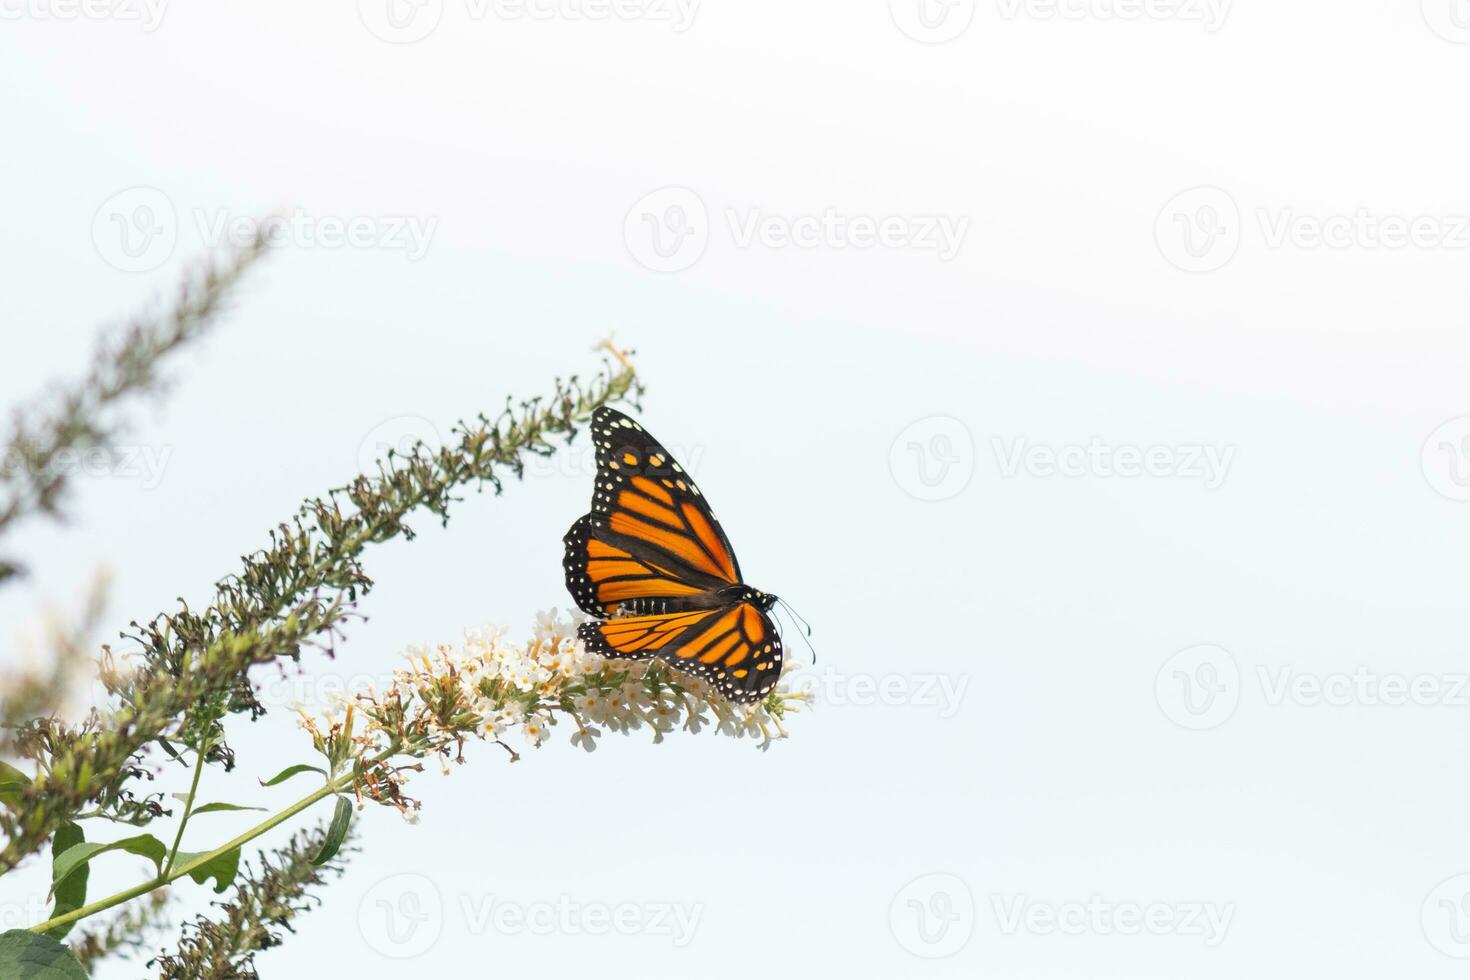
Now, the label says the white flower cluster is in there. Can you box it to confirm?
[302,611,806,822]
[438,609,805,753]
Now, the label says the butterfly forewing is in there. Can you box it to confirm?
[563,407,743,616]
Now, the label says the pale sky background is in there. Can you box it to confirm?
[4,2,1470,977]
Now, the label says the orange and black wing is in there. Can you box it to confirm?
[563,407,743,617]
[579,601,784,703]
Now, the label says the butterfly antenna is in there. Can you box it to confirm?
[777,599,816,664]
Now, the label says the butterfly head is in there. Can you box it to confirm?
[715,585,777,612]
[749,589,778,612]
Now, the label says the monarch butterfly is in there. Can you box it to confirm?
[563,406,782,703]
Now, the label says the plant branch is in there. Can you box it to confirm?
[26,746,394,937]
[0,344,641,874]
[161,739,210,878]
[150,824,351,978]
[0,235,271,578]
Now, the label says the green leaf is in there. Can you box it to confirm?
[172,847,240,893]
[313,796,353,866]
[189,801,268,816]
[0,929,89,979]
[51,834,168,895]
[45,824,87,941]
[169,794,265,815]
[259,764,326,787]
[0,762,30,811]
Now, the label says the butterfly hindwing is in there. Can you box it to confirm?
[578,600,784,703]
[576,608,719,659]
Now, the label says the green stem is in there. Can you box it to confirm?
[27,746,394,936]
[160,740,209,878]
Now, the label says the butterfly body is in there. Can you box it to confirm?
[562,407,783,703]
[612,585,777,618]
